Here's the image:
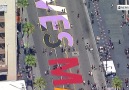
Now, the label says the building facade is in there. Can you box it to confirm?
[0,0,17,80]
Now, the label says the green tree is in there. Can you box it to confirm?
[17,0,29,7]
[112,76,122,90]
[34,77,46,90]
[23,22,35,37]
[23,22,35,47]
[25,55,36,67]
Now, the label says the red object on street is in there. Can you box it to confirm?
[48,57,83,86]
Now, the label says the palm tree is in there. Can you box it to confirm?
[34,77,46,90]
[23,22,35,37]
[25,54,36,67]
[112,76,122,90]
[23,22,35,47]
[17,0,29,7]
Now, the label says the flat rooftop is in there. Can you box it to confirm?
[0,80,26,90]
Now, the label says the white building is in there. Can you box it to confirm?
[0,80,26,90]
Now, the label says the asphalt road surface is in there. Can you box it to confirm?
[26,0,106,90]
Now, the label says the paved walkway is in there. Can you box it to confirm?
[17,7,42,90]
[63,0,107,89]
[25,0,107,90]
[87,0,129,89]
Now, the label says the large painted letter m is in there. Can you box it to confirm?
[48,57,83,86]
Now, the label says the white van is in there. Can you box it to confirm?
[103,60,116,77]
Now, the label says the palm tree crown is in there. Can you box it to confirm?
[23,22,35,37]
[17,0,29,7]
[112,76,122,90]
[25,54,36,67]
[34,77,46,90]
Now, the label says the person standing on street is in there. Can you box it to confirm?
[25,18,27,22]
[111,3,114,8]
[127,64,129,69]
[77,14,80,18]
[108,30,110,34]
[22,7,23,14]
[91,65,94,69]
[117,63,120,68]
[118,40,121,44]
[70,24,73,28]
[96,10,99,15]
[83,80,86,85]
[87,80,90,85]
[76,40,79,45]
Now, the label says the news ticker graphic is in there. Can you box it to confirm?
[117,5,129,10]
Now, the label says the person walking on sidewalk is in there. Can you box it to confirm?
[22,7,23,14]
[117,63,120,68]
[111,3,114,8]
[45,70,49,75]
[108,30,110,34]
[118,40,121,44]
[96,10,99,15]
[127,64,129,69]
[87,80,90,85]
[77,13,80,18]
[76,40,79,45]
[91,65,94,69]
[70,24,73,28]
[77,69,79,74]
[83,80,86,85]
[49,51,52,56]
[25,18,27,22]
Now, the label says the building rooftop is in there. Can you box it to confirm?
[0,80,26,90]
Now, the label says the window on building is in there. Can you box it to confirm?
[0,12,4,16]
[0,75,7,81]
[0,44,5,49]
[0,22,5,28]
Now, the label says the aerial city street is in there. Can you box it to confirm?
[1,0,129,90]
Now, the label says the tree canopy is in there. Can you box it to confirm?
[25,54,36,67]
[34,77,46,90]
[23,22,35,36]
[17,0,29,7]
[112,76,122,90]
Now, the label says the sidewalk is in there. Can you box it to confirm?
[86,0,129,89]
[18,7,42,90]
[82,0,107,89]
